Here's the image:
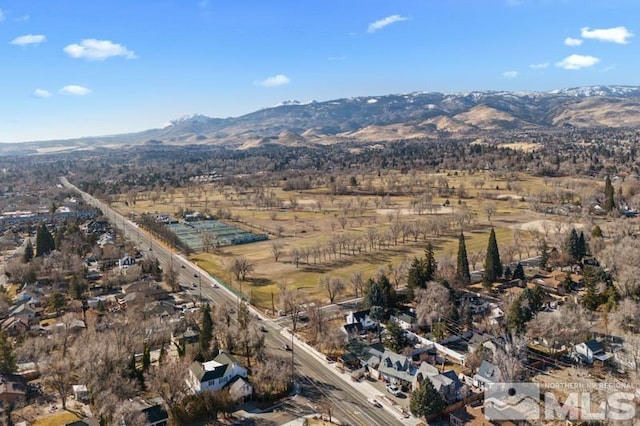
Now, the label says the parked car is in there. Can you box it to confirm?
[212,283,219,288]
[260,325,268,332]
[282,344,292,351]
[367,398,382,408]
[386,384,401,396]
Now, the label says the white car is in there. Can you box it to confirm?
[386,384,401,396]
[367,398,382,408]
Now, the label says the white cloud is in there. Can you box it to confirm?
[564,37,583,46]
[581,26,633,44]
[257,74,290,87]
[10,34,46,46]
[367,15,408,33]
[530,62,549,69]
[64,39,136,60]
[59,85,91,96]
[555,54,600,70]
[502,70,518,78]
[33,89,51,98]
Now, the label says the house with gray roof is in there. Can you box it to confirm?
[473,360,501,390]
[574,339,611,364]
[188,351,252,399]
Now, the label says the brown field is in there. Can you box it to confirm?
[110,171,600,310]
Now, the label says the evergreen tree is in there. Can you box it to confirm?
[410,377,446,421]
[483,228,502,288]
[513,263,525,281]
[377,274,396,310]
[0,331,17,375]
[604,176,616,212]
[506,296,530,333]
[424,243,437,282]
[158,343,166,365]
[199,304,213,356]
[127,353,137,380]
[591,225,603,239]
[455,233,471,285]
[407,257,426,297]
[364,279,384,309]
[539,240,550,270]
[525,286,546,315]
[142,343,151,371]
[68,276,84,300]
[582,265,605,311]
[35,223,55,257]
[565,228,579,262]
[561,271,573,294]
[383,321,407,352]
[577,231,587,260]
[23,240,33,263]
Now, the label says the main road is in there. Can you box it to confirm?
[60,177,407,426]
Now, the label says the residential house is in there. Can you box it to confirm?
[391,310,418,331]
[9,303,39,325]
[574,339,611,364]
[449,403,484,426]
[473,360,501,390]
[1,317,29,337]
[120,398,169,426]
[0,374,27,406]
[345,310,377,331]
[188,351,252,400]
[488,305,505,326]
[228,377,253,401]
[427,370,464,403]
[141,404,169,426]
[172,327,200,357]
[72,385,89,402]
[413,362,463,403]
[118,254,136,269]
[374,350,417,389]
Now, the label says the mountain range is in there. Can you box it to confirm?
[4,85,640,154]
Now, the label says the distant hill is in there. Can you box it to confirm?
[4,85,640,154]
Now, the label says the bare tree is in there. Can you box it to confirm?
[271,242,284,262]
[319,276,345,304]
[492,332,527,382]
[415,283,450,327]
[229,256,254,281]
[146,359,191,422]
[484,202,497,224]
[612,299,640,334]
[349,271,366,298]
[45,354,74,410]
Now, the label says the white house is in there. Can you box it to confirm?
[473,360,501,390]
[574,339,611,364]
[188,351,252,399]
[345,310,377,330]
[391,311,418,331]
[118,254,136,269]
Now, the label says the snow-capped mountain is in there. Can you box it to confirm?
[4,85,640,152]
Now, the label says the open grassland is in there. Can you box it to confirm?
[110,170,599,310]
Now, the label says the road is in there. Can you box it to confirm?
[60,177,405,426]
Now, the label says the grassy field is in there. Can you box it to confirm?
[110,170,597,310]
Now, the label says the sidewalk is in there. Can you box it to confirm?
[281,329,422,426]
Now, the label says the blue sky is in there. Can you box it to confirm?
[1,0,638,142]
